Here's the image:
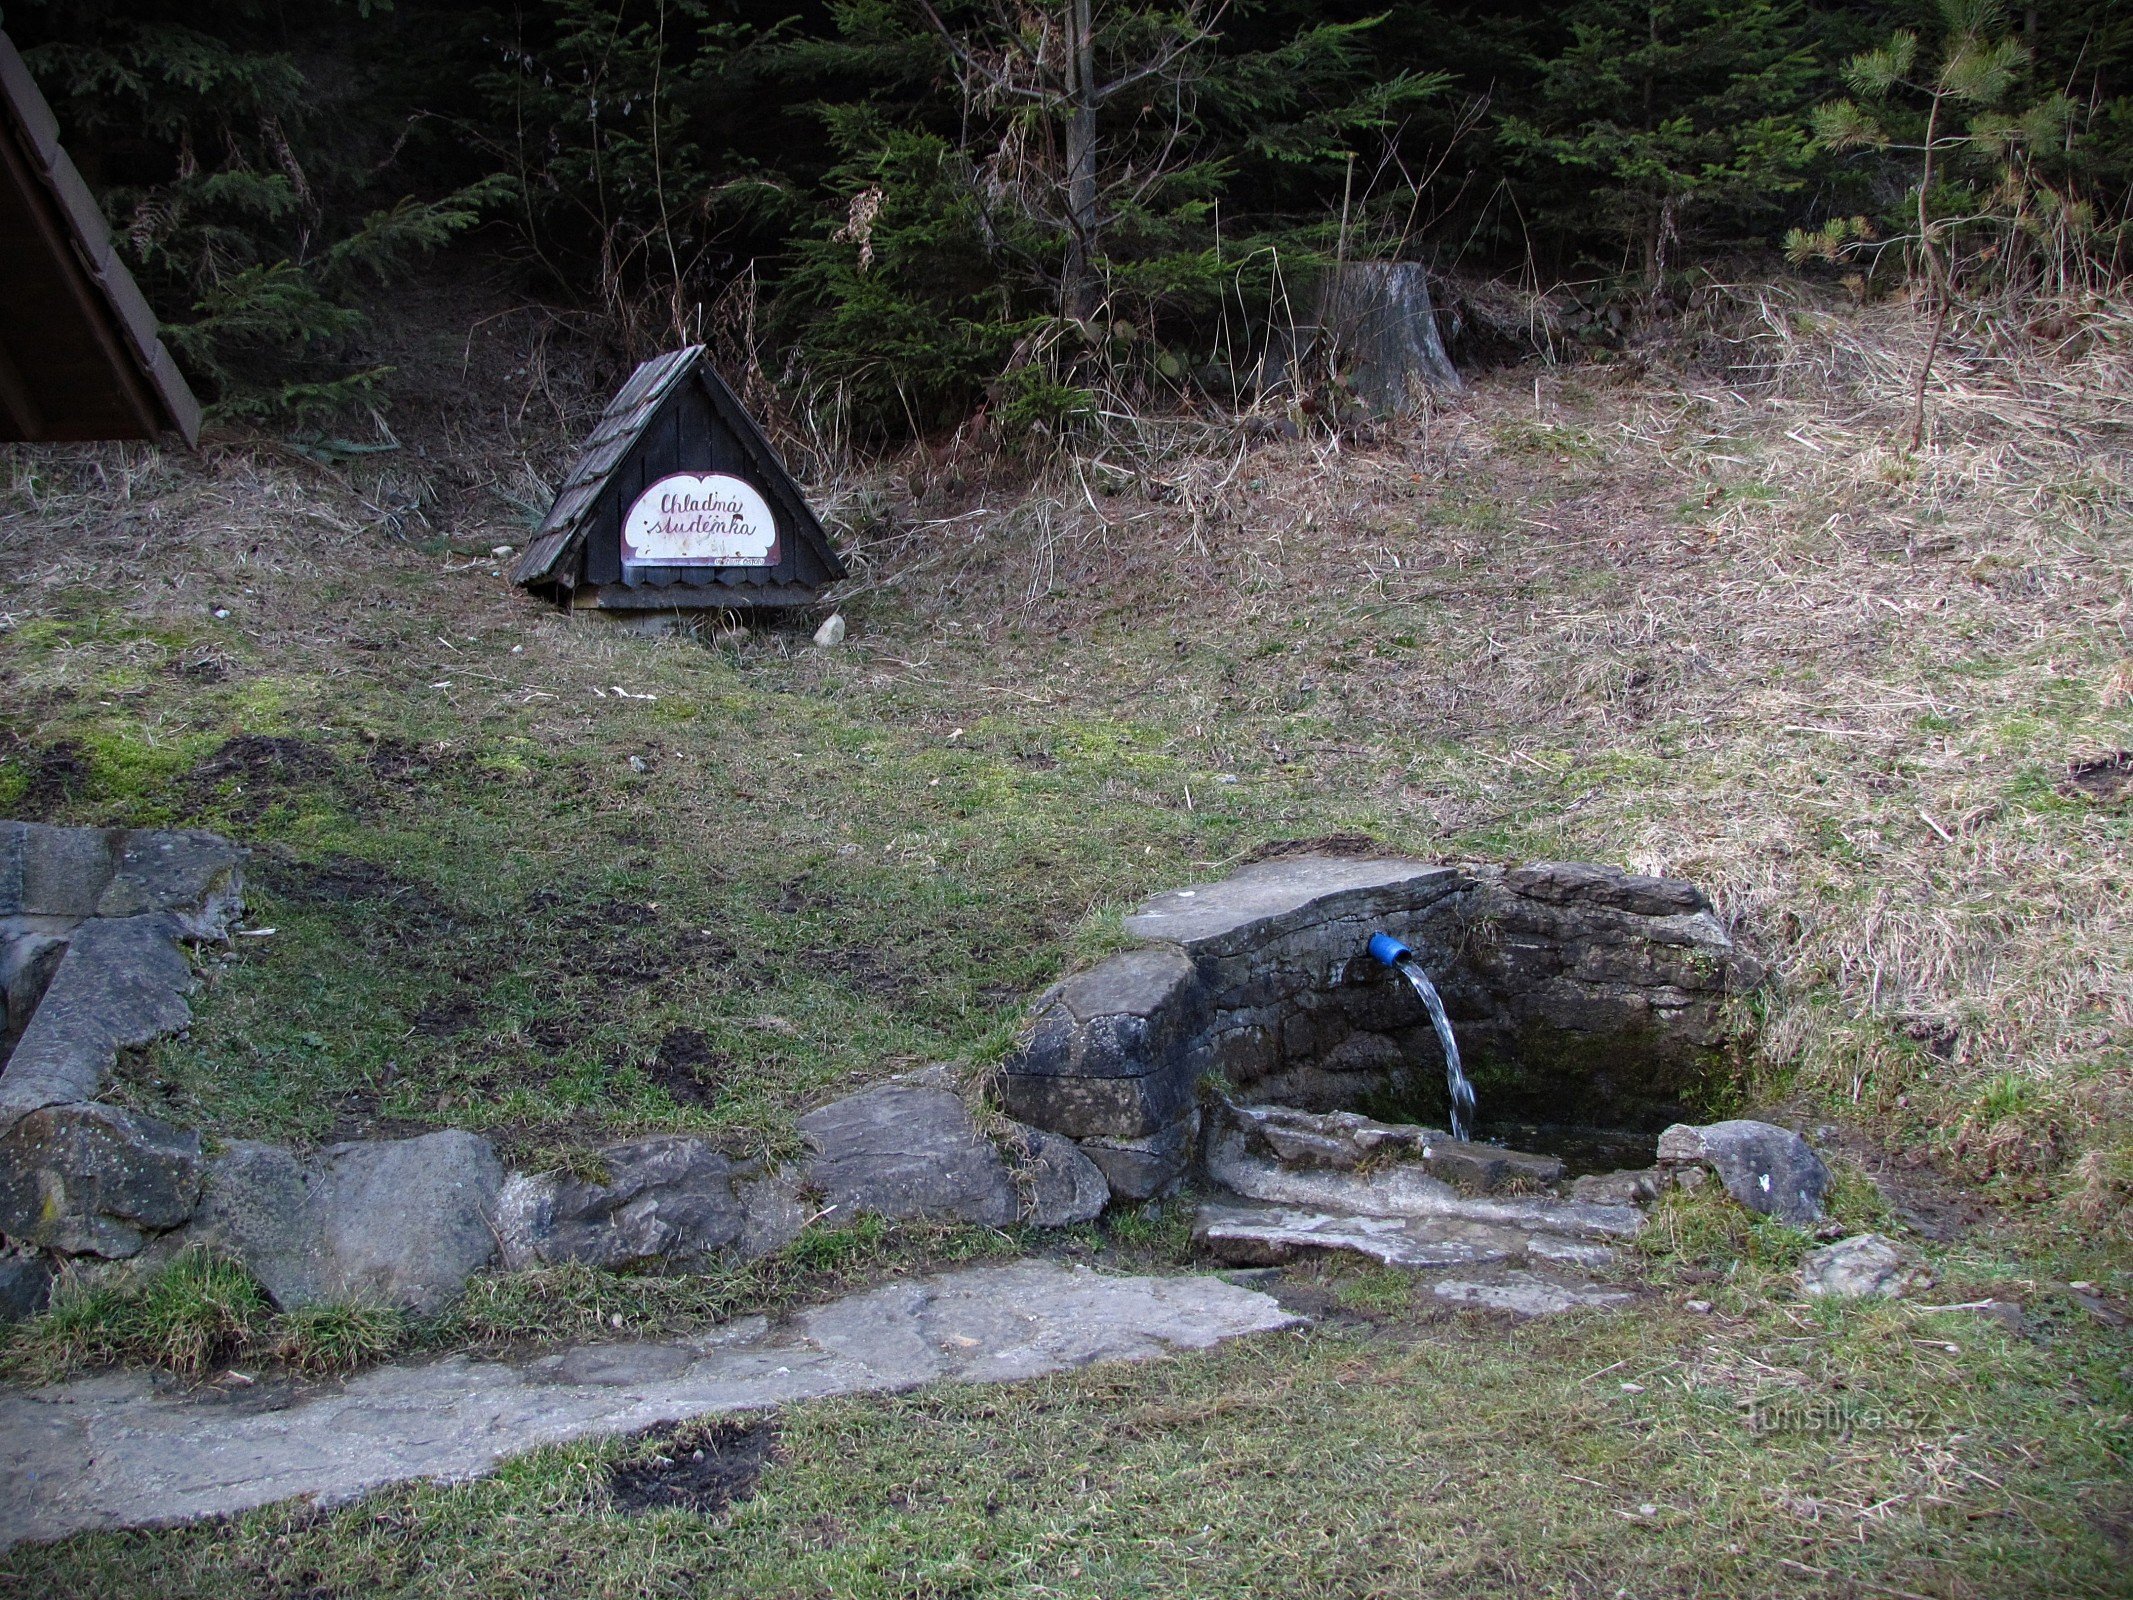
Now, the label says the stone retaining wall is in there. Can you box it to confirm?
[0,824,1760,1324]
[1000,853,1759,1198]
[0,821,1117,1325]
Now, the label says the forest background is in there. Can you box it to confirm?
[8,0,2130,439]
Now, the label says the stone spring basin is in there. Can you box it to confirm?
[998,853,1761,1199]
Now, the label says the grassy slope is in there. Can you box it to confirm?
[7,1226,2128,1598]
[1,289,2128,1594]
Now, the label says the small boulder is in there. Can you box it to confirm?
[96,829,246,940]
[0,1102,201,1257]
[496,1137,747,1270]
[1800,1232,1933,1300]
[1009,1125,1109,1226]
[188,1131,502,1314]
[813,614,847,649]
[1567,1166,1672,1207]
[0,1247,53,1320]
[1077,1109,1200,1202]
[798,1080,1018,1227]
[1657,1119,1828,1226]
[308,1132,504,1314]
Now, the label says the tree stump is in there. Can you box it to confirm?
[1277,262,1461,414]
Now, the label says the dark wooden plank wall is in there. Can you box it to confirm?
[580,382,812,591]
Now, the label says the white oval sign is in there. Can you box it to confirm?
[623,472,780,567]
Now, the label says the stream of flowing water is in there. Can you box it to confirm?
[1396,958,1477,1142]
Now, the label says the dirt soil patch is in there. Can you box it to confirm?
[2062,750,2133,806]
[252,849,449,916]
[649,1028,727,1105]
[606,1417,781,1517]
[5,738,90,813]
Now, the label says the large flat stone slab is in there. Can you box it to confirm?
[0,825,245,931]
[94,830,247,940]
[0,823,115,919]
[1195,1202,1527,1270]
[1430,1271,1635,1316]
[0,916,195,1126]
[0,1261,1299,1548]
[1121,856,1459,956]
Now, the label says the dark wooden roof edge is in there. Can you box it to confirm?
[0,31,202,446]
[511,346,844,589]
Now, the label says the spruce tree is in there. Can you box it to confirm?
[774,0,1446,438]
[11,0,505,428]
[1496,0,1822,292]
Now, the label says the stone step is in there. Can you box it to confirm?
[1194,1199,1622,1273]
[1226,1102,1566,1192]
[1206,1117,1645,1241]
[1195,1201,1525,1270]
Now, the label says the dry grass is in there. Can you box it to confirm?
[810,284,2133,1227]
[2,282,2128,1236]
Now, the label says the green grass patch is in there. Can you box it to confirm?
[1634,1184,1815,1285]
[270,1302,409,1375]
[4,1250,270,1383]
[13,1296,2125,1597]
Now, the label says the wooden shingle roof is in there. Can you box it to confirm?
[511,349,696,584]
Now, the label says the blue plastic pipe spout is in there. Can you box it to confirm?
[1367,932,1411,968]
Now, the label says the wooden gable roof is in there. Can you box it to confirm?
[511,347,843,599]
[0,31,200,445]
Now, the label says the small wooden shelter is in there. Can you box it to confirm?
[0,31,200,445]
[511,347,844,612]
